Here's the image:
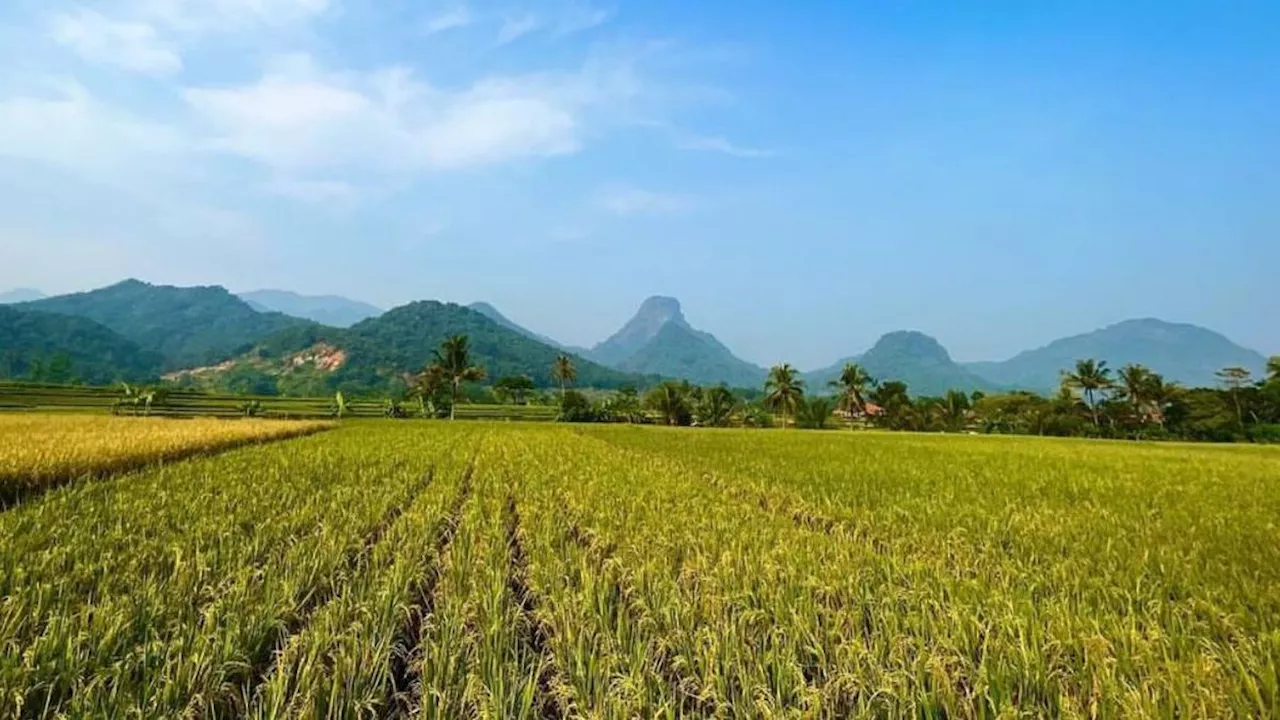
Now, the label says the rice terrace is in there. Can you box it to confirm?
[2,415,1277,718]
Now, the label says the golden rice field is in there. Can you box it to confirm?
[1,418,1278,718]
[0,415,333,507]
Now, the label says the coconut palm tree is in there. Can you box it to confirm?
[938,389,971,431]
[1117,364,1153,424]
[765,363,805,428]
[645,381,692,426]
[552,354,577,400]
[431,335,486,421]
[1064,359,1112,427]
[1268,355,1280,383]
[796,396,834,429]
[828,362,873,425]
[696,384,738,427]
[1215,366,1253,429]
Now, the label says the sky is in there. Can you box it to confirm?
[1,0,1276,369]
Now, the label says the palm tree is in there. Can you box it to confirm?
[645,381,691,426]
[828,362,873,426]
[1117,364,1153,424]
[938,389,971,431]
[1215,366,1253,429]
[1145,374,1179,429]
[796,396,834,429]
[431,335,486,421]
[1063,359,1112,427]
[765,363,805,428]
[552,354,577,400]
[1268,356,1280,383]
[696,385,737,427]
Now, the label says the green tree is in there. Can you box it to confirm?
[1215,366,1253,429]
[765,363,805,428]
[552,354,577,399]
[645,381,692,426]
[1063,359,1113,427]
[696,385,737,427]
[1116,364,1154,426]
[938,389,972,431]
[493,375,536,405]
[1267,356,1280,384]
[796,396,834,429]
[431,335,487,421]
[869,381,913,430]
[828,362,873,425]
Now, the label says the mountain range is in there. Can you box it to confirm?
[239,289,382,328]
[0,280,1270,395]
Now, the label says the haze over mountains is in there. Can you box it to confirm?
[0,280,1270,394]
[239,290,383,329]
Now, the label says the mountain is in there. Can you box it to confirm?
[589,296,766,387]
[617,322,767,388]
[239,289,382,328]
[591,296,685,367]
[965,318,1269,392]
[468,302,566,350]
[21,279,315,371]
[0,288,45,304]
[807,331,995,396]
[0,305,162,383]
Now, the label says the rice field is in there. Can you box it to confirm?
[0,415,332,507]
[1,419,1277,718]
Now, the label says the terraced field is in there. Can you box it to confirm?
[2,420,1277,718]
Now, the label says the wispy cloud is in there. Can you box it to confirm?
[598,186,692,216]
[422,5,472,35]
[496,13,540,45]
[50,9,182,76]
[675,133,777,158]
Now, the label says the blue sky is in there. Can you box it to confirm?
[1,0,1276,368]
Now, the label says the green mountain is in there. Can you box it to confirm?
[0,288,45,304]
[590,296,766,387]
[964,318,1269,392]
[21,279,315,371]
[239,289,382,328]
[0,305,162,384]
[467,302,567,350]
[332,301,648,389]
[807,331,994,396]
[188,300,656,394]
[617,322,766,388]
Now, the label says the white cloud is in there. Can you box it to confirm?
[675,133,776,158]
[598,186,692,216]
[422,5,472,35]
[0,80,184,176]
[50,9,182,76]
[182,54,634,172]
[132,0,330,32]
[496,14,540,45]
[265,177,359,201]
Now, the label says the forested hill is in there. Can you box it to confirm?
[20,279,315,371]
[805,331,996,396]
[964,318,1268,392]
[0,305,162,384]
[328,301,652,389]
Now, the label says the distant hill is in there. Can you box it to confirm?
[807,331,995,396]
[333,302,647,389]
[239,289,382,328]
[21,279,315,370]
[189,300,656,394]
[0,288,45,304]
[0,305,162,384]
[468,302,566,350]
[590,296,766,387]
[617,322,766,388]
[964,318,1269,392]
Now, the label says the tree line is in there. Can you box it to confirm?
[400,335,1280,442]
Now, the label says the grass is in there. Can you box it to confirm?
[1,419,1277,718]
